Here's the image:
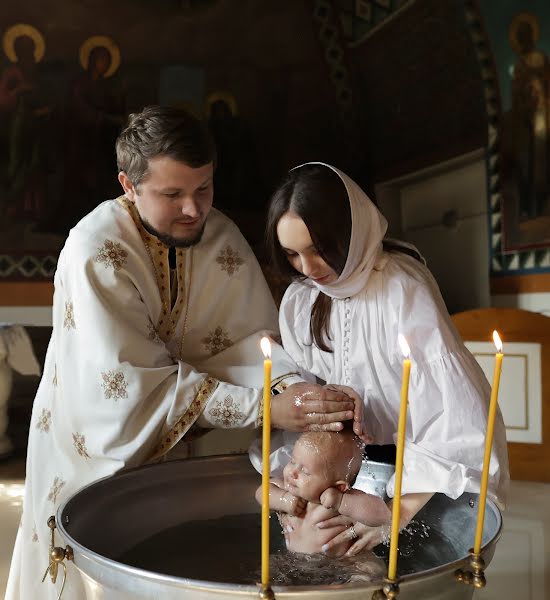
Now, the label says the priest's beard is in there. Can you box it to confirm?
[140,217,206,248]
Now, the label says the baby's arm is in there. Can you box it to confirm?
[255,479,307,516]
[320,488,391,526]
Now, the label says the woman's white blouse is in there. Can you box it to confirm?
[278,252,509,507]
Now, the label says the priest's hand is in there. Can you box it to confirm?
[270,382,356,433]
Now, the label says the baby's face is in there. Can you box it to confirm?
[283,440,335,503]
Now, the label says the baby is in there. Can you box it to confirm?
[256,429,391,557]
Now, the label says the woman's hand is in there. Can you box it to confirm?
[324,384,372,442]
[319,493,434,556]
[319,517,389,556]
[270,383,355,432]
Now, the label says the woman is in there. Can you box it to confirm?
[265,162,509,556]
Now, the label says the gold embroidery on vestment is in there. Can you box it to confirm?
[47,476,66,504]
[216,245,244,276]
[101,370,128,400]
[37,408,52,433]
[118,196,191,348]
[271,372,300,391]
[63,301,75,330]
[147,322,162,343]
[208,395,245,427]
[95,239,128,271]
[148,376,219,461]
[202,326,233,356]
[72,432,91,459]
[256,372,301,427]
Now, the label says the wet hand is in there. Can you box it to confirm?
[270,383,355,432]
[323,384,372,442]
[321,522,389,557]
[316,513,354,529]
[315,514,354,558]
[320,487,344,512]
[283,491,307,517]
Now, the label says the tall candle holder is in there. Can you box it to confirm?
[373,334,411,600]
[455,330,503,590]
[259,337,275,600]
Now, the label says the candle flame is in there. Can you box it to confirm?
[261,336,272,359]
[398,334,410,358]
[493,330,503,353]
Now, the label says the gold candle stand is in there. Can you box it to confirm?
[372,577,401,599]
[42,515,74,599]
[455,549,487,589]
[259,583,276,599]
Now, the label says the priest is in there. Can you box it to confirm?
[5,106,360,599]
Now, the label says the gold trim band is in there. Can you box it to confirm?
[256,372,301,427]
[271,372,301,391]
[148,376,219,461]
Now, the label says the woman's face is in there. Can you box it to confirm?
[277,211,338,285]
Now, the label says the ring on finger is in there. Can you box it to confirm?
[349,525,358,540]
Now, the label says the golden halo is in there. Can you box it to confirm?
[79,35,120,78]
[3,23,45,63]
[206,91,238,117]
[509,12,540,55]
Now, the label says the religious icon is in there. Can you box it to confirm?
[508,12,550,222]
[0,23,53,223]
[56,35,126,233]
[206,90,263,215]
[0,23,45,112]
[477,2,550,255]
[79,35,121,80]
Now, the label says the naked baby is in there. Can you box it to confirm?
[256,429,391,557]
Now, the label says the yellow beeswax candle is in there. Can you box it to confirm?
[388,334,411,581]
[473,330,503,555]
[260,337,272,586]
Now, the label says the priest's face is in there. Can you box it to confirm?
[277,211,338,284]
[119,156,214,247]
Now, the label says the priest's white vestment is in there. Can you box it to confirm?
[6,197,300,599]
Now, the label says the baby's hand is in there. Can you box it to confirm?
[283,491,307,516]
[320,487,344,511]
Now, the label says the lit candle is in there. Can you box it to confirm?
[260,336,272,586]
[473,330,503,555]
[388,334,411,581]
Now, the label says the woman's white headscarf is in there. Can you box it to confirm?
[290,162,388,299]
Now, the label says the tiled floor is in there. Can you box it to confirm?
[1,454,549,598]
[477,480,550,599]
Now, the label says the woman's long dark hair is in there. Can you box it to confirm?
[267,164,425,353]
[266,165,352,352]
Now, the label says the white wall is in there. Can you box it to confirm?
[0,307,52,326]
[491,292,550,318]
[375,148,490,314]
